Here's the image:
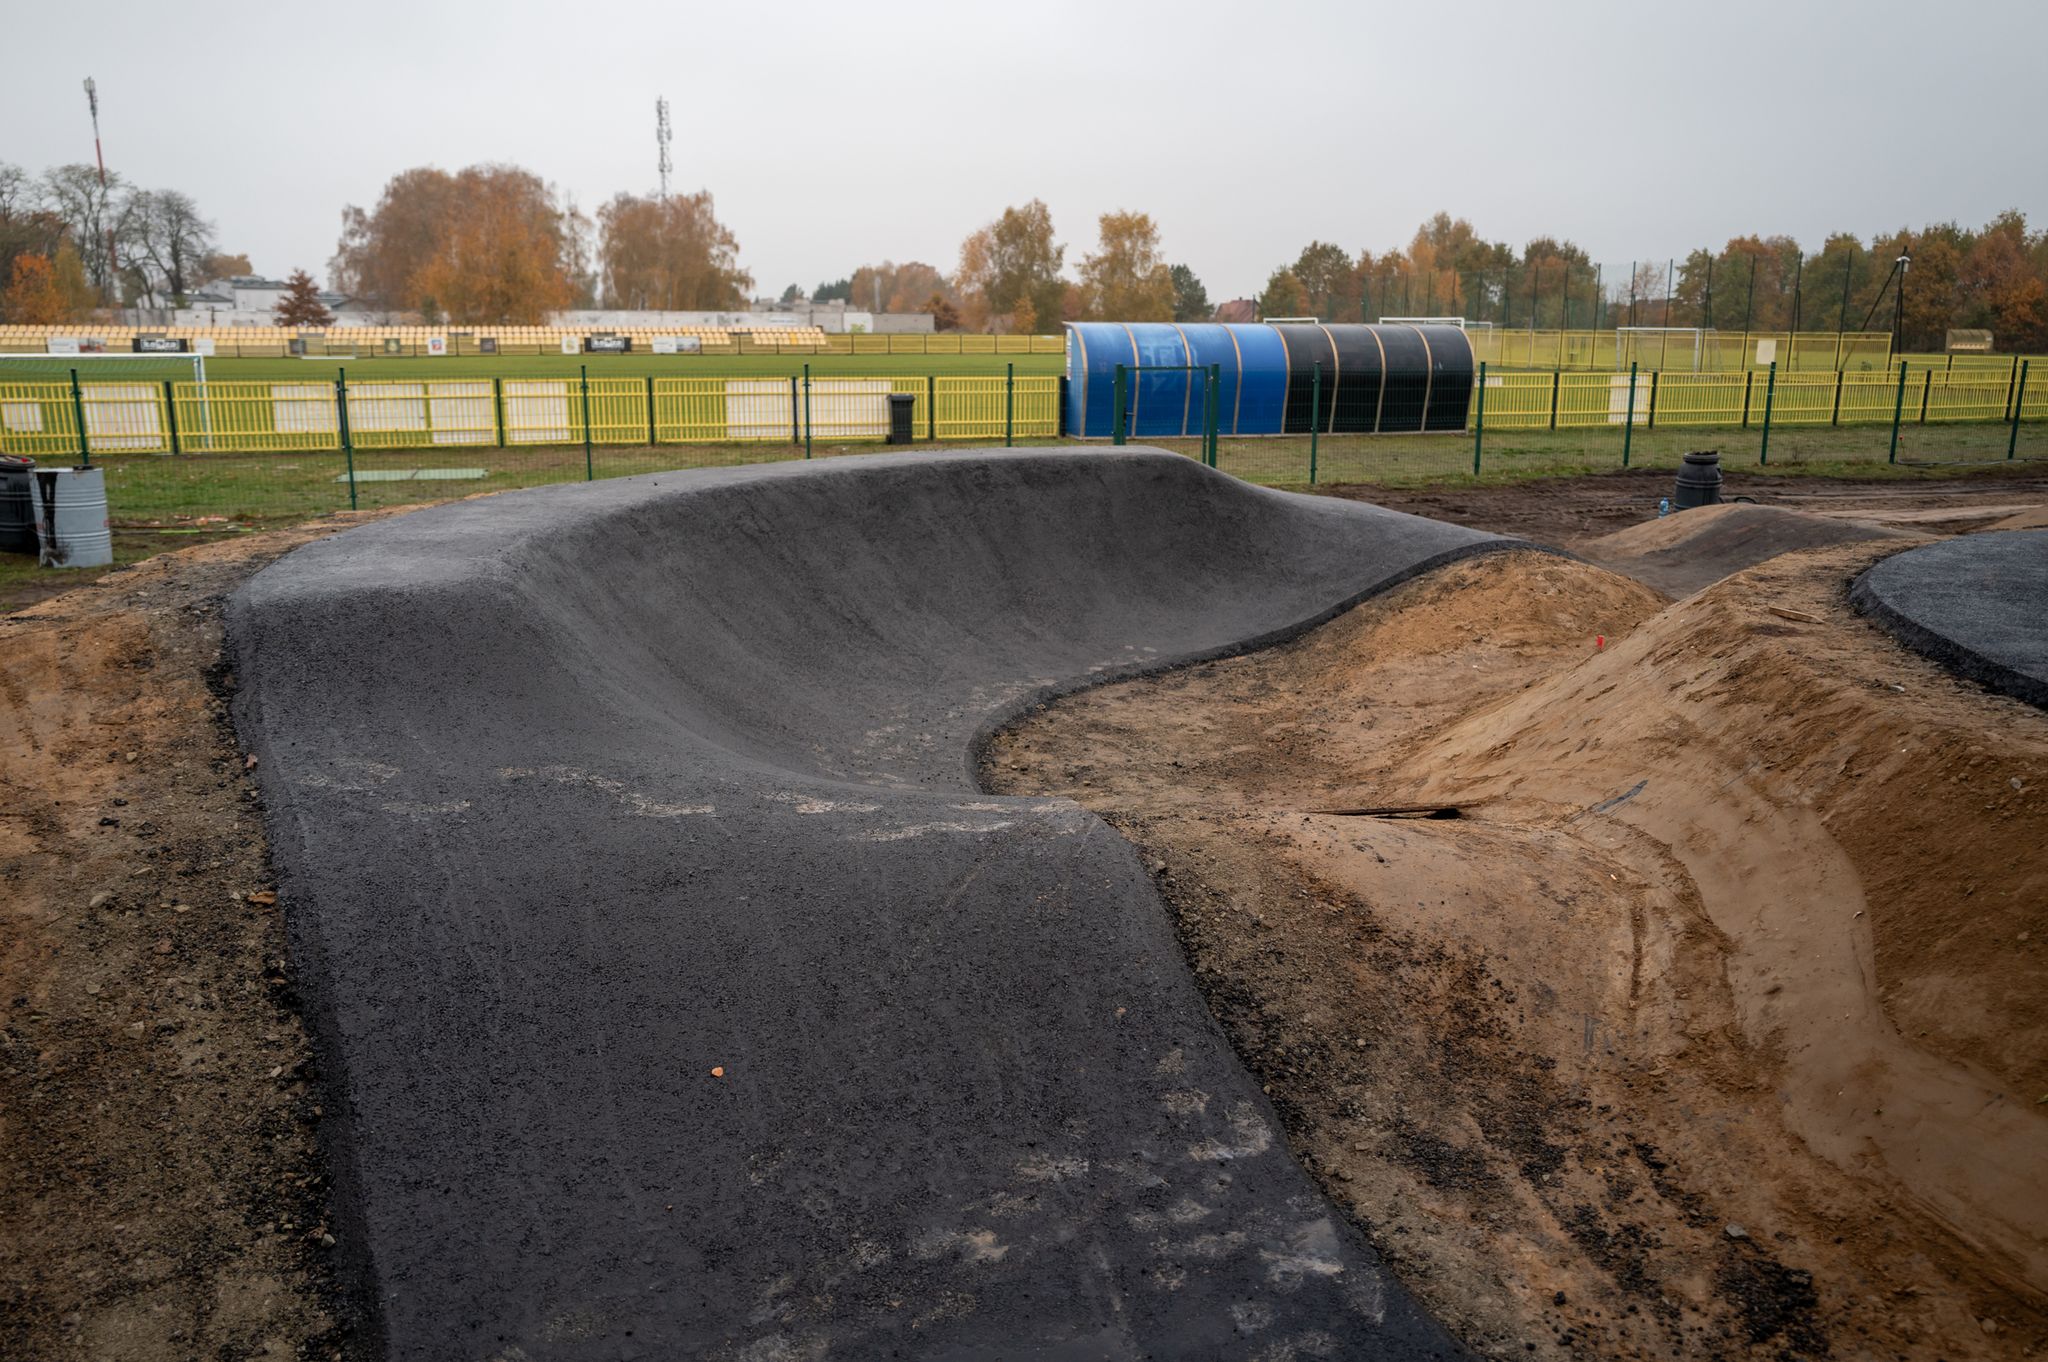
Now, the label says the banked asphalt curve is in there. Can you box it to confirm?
[1851,528,2048,710]
[230,447,1529,1360]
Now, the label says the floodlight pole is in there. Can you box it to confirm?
[83,77,119,304]
[1892,251,1910,357]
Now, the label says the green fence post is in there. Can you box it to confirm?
[69,368,90,466]
[1548,368,1560,430]
[1309,362,1321,484]
[927,374,936,441]
[802,362,812,459]
[645,375,656,445]
[789,377,799,444]
[1472,360,1487,476]
[580,363,594,479]
[1919,369,1932,425]
[1741,369,1754,428]
[1759,360,1778,465]
[493,376,505,448]
[1622,362,1638,467]
[161,379,181,455]
[337,368,357,510]
[1004,362,1014,447]
[1888,361,1908,464]
[1646,368,1659,430]
[1196,364,1212,471]
[1830,367,1844,426]
[1112,364,1127,446]
[2009,360,2029,460]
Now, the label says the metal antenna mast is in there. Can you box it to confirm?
[83,76,119,299]
[655,97,672,199]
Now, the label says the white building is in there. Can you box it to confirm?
[168,276,361,327]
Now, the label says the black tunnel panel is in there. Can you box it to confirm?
[1275,325,1335,435]
[1419,325,1475,431]
[1325,327,1386,433]
[1376,327,1431,433]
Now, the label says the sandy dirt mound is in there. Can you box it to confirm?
[0,521,392,1362]
[1578,502,1923,597]
[1989,505,2048,531]
[986,546,2046,1360]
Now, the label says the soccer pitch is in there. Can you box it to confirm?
[202,351,1063,381]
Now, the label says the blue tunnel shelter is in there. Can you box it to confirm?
[1064,322,1474,439]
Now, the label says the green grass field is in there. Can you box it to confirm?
[196,352,1063,381]
[6,421,2041,614]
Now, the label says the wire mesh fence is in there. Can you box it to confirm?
[3,359,2042,535]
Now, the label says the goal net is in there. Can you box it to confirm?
[1378,316,1468,328]
[0,354,208,456]
[1614,327,1706,373]
[0,352,207,385]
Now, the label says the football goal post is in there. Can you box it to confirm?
[0,352,210,459]
[1614,326,1707,373]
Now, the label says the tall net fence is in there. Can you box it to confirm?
[3,360,2043,533]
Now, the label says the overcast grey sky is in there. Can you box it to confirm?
[4,0,2042,302]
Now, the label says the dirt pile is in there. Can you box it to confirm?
[1578,502,1923,597]
[0,523,385,1362]
[985,545,2047,1360]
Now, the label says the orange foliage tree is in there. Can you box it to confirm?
[2,253,69,323]
[1077,211,1174,321]
[596,191,751,310]
[332,164,577,323]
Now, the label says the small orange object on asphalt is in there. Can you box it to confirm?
[710,1066,725,1078]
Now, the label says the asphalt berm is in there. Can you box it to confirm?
[227,448,1524,1360]
[1852,528,2048,709]
[7,453,2041,1361]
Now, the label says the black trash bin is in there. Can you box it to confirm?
[0,455,36,554]
[886,392,916,445]
[1674,450,1723,510]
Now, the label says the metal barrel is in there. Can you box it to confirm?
[1673,449,1724,511]
[32,465,114,568]
[0,456,37,554]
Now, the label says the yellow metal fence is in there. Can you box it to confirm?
[7,366,2043,460]
[1471,329,1897,373]
[0,331,1068,359]
[1473,365,2043,431]
[0,375,1066,456]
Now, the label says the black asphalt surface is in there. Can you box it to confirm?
[1583,503,1917,598]
[1851,528,2048,709]
[230,447,1521,1360]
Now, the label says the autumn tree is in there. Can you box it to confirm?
[2,254,69,323]
[845,260,950,315]
[118,188,216,305]
[1074,210,1174,321]
[1169,264,1209,322]
[1259,268,1307,319]
[273,269,333,327]
[925,291,961,332]
[39,163,124,302]
[333,165,580,323]
[597,189,751,310]
[198,251,252,284]
[956,200,1064,332]
[51,242,96,316]
[0,162,68,305]
[1291,241,1353,320]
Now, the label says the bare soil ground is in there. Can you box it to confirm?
[984,545,2048,1361]
[0,518,392,1362]
[3,471,2043,1360]
[1331,466,2048,548]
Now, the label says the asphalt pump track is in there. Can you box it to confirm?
[230,447,1540,1360]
